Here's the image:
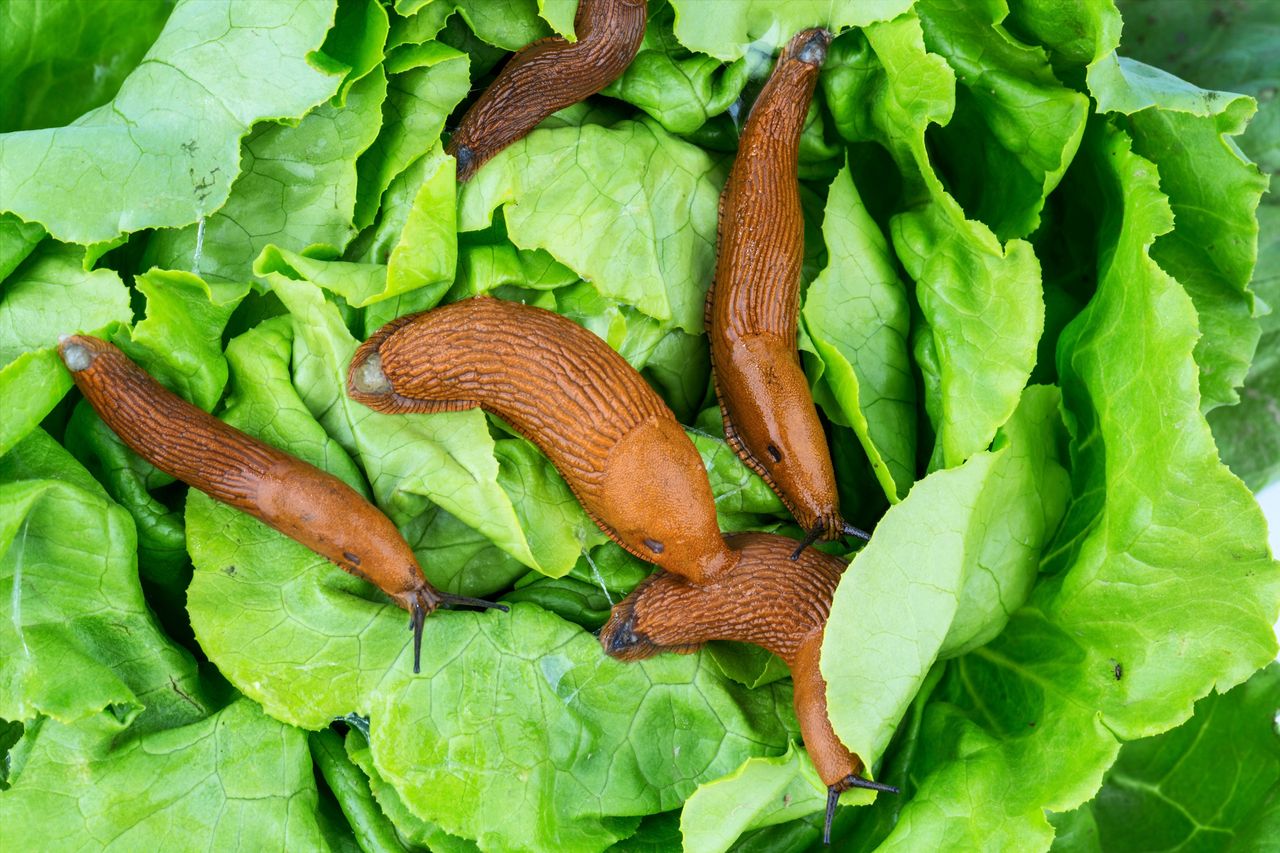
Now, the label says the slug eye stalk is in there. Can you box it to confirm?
[824,776,900,844]
[789,519,873,560]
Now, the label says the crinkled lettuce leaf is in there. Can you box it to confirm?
[680,744,873,853]
[856,120,1278,852]
[1048,662,1280,851]
[0,0,172,133]
[0,699,336,850]
[186,482,798,852]
[822,385,1068,771]
[355,41,470,229]
[1211,204,1280,491]
[146,65,388,283]
[0,243,131,455]
[916,0,1089,240]
[1089,54,1268,412]
[458,118,723,334]
[602,0,749,135]
[344,727,476,852]
[0,0,343,245]
[823,14,1045,470]
[0,429,209,730]
[802,158,915,501]
[394,0,554,50]
[668,0,914,61]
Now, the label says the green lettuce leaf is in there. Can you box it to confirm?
[0,214,45,282]
[668,0,914,62]
[822,384,1068,770]
[0,699,336,850]
[354,41,470,229]
[368,605,796,852]
[257,262,590,577]
[0,0,343,245]
[602,0,749,135]
[118,269,252,411]
[680,744,874,853]
[317,0,391,102]
[1113,0,1278,179]
[0,243,131,455]
[61,402,189,604]
[1210,204,1280,490]
[348,145,459,307]
[916,0,1089,240]
[0,244,131,366]
[1048,663,1280,851]
[823,14,1045,469]
[0,429,208,730]
[309,728,408,853]
[863,119,1278,853]
[802,158,915,501]
[0,0,172,133]
[186,484,799,851]
[394,0,552,50]
[146,64,387,283]
[345,727,476,852]
[1088,54,1268,412]
[458,118,723,333]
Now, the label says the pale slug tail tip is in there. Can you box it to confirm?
[350,351,393,397]
[60,338,95,372]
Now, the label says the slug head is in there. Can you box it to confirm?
[599,572,704,661]
[782,28,832,68]
[600,416,735,583]
[721,334,841,537]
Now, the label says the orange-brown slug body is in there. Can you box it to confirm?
[58,336,502,673]
[348,297,735,584]
[600,531,895,842]
[447,0,648,181]
[708,28,868,555]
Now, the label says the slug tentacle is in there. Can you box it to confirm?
[446,0,648,181]
[601,531,896,831]
[349,298,735,584]
[708,28,868,547]
[58,335,486,673]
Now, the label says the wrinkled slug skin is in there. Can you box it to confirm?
[599,531,863,787]
[57,335,441,615]
[708,28,842,537]
[447,0,648,181]
[347,298,734,584]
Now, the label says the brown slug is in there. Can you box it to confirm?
[57,335,505,673]
[447,0,648,181]
[707,28,869,557]
[600,531,896,843]
[347,297,735,585]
